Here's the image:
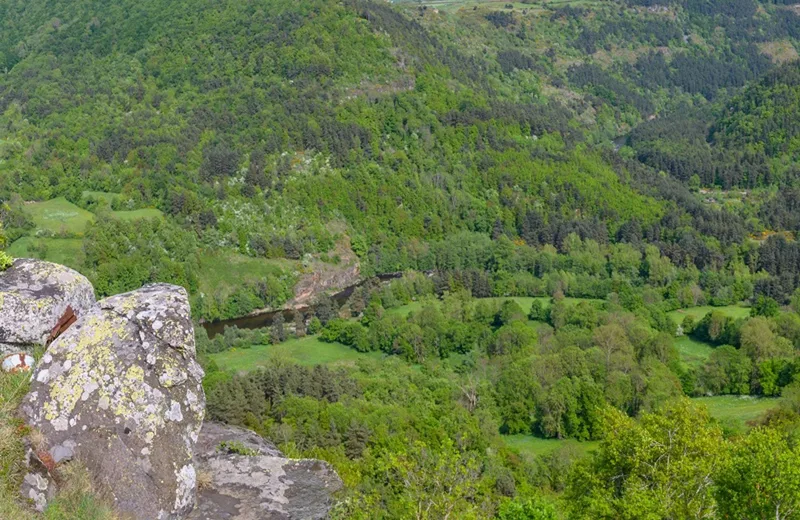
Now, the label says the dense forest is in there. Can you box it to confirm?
[4,0,800,517]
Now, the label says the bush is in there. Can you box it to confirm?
[0,251,12,272]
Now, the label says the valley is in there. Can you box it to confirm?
[3,0,800,517]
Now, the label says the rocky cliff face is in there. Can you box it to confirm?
[21,283,206,519]
[189,422,343,520]
[1,258,343,519]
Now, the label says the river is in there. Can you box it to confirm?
[201,272,405,337]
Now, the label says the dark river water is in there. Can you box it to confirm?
[201,272,405,337]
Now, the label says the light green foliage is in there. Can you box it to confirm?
[0,221,12,271]
[715,428,800,520]
[0,251,11,271]
[217,440,258,456]
[497,496,558,520]
[566,400,724,520]
[372,439,481,519]
[739,316,793,363]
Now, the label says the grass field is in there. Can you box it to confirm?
[111,208,164,220]
[196,251,297,300]
[674,335,715,367]
[211,335,383,370]
[668,305,751,326]
[25,198,94,235]
[694,395,777,434]
[502,435,600,458]
[5,237,84,269]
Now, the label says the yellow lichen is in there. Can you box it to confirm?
[43,314,128,423]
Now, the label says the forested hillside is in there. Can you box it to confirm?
[4,0,800,518]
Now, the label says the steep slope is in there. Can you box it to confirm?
[713,61,800,164]
[0,0,684,315]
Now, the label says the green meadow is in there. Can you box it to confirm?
[674,335,716,367]
[668,305,751,326]
[694,395,778,434]
[25,198,94,235]
[5,237,84,270]
[210,335,383,370]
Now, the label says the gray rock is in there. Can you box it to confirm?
[0,258,95,356]
[189,422,343,520]
[194,421,282,458]
[21,283,205,519]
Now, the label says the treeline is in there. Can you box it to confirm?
[202,279,800,517]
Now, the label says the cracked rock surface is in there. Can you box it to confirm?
[21,283,205,520]
[188,422,343,520]
[0,258,95,356]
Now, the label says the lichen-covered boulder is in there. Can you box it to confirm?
[188,422,343,520]
[21,284,205,519]
[0,258,95,356]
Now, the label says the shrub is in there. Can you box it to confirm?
[0,251,12,272]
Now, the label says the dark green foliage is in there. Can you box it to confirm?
[751,295,780,318]
[699,346,752,395]
[271,313,287,344]
[83,216,199,297]
[692,311,737,345]
[528,299,550,322]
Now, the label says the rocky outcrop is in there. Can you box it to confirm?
[189,422,343,520]
[287,237,361,309]
[7,259,343,519]
[0,258,95,356]
[21,283,205,519]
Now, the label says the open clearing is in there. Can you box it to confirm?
[211,335,383,370]
[674,335,715,367]
[694,395,777,433]
[668,305,751,326]
[196,252,296,301]
[25,198,94,235]
[5,237,84,270]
